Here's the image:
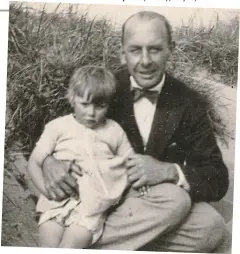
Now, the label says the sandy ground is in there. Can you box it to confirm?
[1,81,237,248]
[1,155,39,246]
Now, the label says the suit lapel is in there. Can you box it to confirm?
[115,70,145,153]
[145,74,187,158]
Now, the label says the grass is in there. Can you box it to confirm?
[5,2,239,159]
[171,13,239,85]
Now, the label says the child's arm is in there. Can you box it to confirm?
[115,123,135,159]
[28,147,50,198]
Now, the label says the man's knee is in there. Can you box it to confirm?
[167,184,192,223]
[196,207,226,252]
[148,183,191,224]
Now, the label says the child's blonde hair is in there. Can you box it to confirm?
[66,65,116,106]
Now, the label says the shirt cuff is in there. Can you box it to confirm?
[174,163,190,192]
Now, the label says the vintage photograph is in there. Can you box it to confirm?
[1,1,238,253]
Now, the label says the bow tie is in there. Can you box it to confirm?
[131,87,159,104]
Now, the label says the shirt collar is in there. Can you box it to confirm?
[130,73,165,94]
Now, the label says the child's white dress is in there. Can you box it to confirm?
[34,114,133,243]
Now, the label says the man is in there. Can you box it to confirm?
[42,11,229,252]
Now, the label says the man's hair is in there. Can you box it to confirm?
[66,65,116,106]
[122,11,173,45]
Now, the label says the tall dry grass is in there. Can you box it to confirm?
[171,13,239,85]
[6,3,122,157]
[6,3,239,158]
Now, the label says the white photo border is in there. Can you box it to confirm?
[0,1,239,254]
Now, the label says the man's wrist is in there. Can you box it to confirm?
[42,154,54,170]
[174,163,191,192]
[163,163,179,183]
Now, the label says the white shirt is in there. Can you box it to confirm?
[130,75,165,148]
[130,75,190,191]
[130,75,165,149]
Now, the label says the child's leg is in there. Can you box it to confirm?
[38,220,65,247]
[59,224,92,249]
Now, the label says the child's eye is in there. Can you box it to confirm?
[80,102,88,106]
[96,103,107,109]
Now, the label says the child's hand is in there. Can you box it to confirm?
[139,185,151,196]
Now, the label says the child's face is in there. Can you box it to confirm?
[73,92,109,129]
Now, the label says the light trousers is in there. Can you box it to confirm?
[92,183,227,253]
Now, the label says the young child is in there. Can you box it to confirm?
[28,65,137,249]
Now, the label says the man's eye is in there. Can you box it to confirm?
[150,48,161,53]
[129,48,140,53]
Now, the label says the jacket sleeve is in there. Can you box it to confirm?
[178,100,229,202]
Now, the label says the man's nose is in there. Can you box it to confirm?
[140,49,152,67]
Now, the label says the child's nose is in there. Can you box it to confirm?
[87,105,95,116]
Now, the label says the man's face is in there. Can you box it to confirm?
[121,18,172,89]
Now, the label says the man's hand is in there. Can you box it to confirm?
[42,156,82,201]
[126,154,179,189]
[138,185,151,196]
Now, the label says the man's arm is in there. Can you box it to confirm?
[42,156,79,200]
[126,154,180,189]
[27,148,50,198]
[32,118,82,201]
[178,101,229,202]
[174,163,191,192]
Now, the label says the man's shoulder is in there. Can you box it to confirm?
[168,74,208,107]
[168,75,199,97]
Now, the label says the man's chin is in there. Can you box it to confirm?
[133,73,163,89]
[135,78,160,89]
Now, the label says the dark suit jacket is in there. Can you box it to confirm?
[108,69,229,203]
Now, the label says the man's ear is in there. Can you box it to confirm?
[120,45,127,65]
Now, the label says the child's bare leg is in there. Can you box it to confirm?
[39,220,64,247]
[59,224,92,249]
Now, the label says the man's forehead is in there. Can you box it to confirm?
[123,17,168,42]
[127,16,166,31]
